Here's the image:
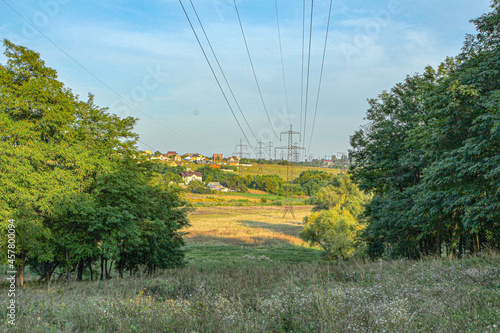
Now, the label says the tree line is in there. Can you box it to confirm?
[349,3,500,259]
[0,41,190,287]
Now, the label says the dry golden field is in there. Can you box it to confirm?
[185,205,313,247]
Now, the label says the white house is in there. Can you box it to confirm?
[179,171,203,184]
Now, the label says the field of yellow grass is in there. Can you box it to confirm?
[185,206,313,247]
[187,162,340,180]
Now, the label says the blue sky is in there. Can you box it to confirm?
[0,0,493,158]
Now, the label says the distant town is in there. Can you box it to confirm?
[140,150,349,169]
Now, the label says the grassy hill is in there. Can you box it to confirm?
[5,205,500,332]
[184,161,340,180]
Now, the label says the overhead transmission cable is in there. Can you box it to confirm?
[137,139,162,153]
[307,0,333,155]
[188,0,259,144]
[178,0,259,157]
[274,0,291,125]
[302,0,314,150]
[0,0,199,147]
[299,0,306,140]
[233,0,280,140]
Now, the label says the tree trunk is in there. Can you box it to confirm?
[77,261,84,281]
[106,259,113,279]
[100,255,104,280]
[45,262,57,285]
[65,251,71,282]
[15,252,26,288]
[88,258,94,281]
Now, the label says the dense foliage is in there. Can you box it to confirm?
[350,3,500,258]
[300,175,370,260]
[0,40,190,286]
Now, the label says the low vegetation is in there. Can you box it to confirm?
[2,205,500,332]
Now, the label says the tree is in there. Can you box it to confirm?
[0,40,189,285]
[300,175,369,260]
[349,2,500,258]
[301,208,360,260]
[349,70,441,258]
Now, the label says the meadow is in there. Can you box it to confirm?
[1,205,499,332]
[186,161,340,180]
[184,190,308,207]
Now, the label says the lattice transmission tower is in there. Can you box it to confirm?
[275,125,304,219]
[233,139,249,177]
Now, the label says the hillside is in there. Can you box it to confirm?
[5,205,500,332]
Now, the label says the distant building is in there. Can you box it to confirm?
[169,161,183,167]
[228,156,241,163]
[207,182,228,192]
[167,151,177,158]
[191,154,203,161]
[213,153,223,162]
[179,171,203,184]
[324,160,333,167]
[209,163,221,169]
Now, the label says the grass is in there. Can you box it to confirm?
[185,206,311,247]
[238,163,339,180]
[184,191,307,207]
[2,205,500,332]
[188,162,340,180]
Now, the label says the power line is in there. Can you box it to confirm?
[178,0,258,158]
[274,0,290,125]
[300,0,306,139]
[302,0,314,148]
[0,0,198,147]
[233,0,279,140]
[137,139,162,153]
[307,0,333,155]
[188,0,259,143]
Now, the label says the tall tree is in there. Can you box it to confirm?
[349,2,500,258]
[0,40,189,285]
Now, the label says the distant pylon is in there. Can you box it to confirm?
[233,138,249,177]
[256,139,266,173]
[275,125,304,219]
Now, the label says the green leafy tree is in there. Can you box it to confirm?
[300,175,368,260]
[301,208,360,260]
[349,2,500,258]
[0,40,189,285]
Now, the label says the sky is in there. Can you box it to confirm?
[0,0,493,159]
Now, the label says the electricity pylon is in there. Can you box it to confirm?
[233,139,249,177]
[275,125,304,219]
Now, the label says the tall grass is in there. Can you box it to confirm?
[1,205,499,332]
[2,253,499,332]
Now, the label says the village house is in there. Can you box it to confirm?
[207,182,228,192]
[169,161,183,167]
[167,151,177,158]
[213,153,223,162]
[323,160,333,167]
[191,153,204,161]
[228,156,241,163]
[140,150,153,157]
[151,153,169,161]
[179,171,203,184]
